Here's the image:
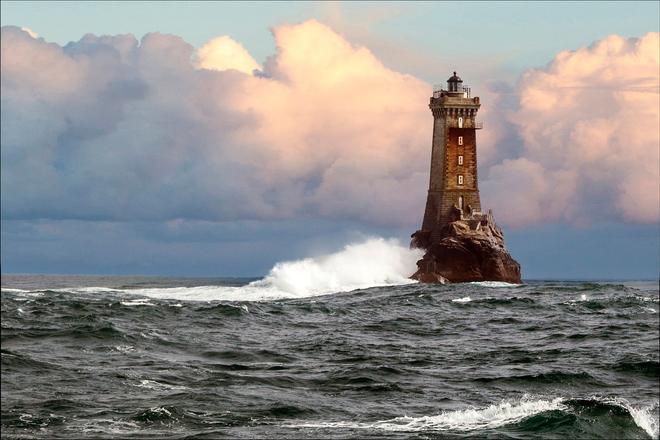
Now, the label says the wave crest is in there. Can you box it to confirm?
[251,237,422,297]
[31,237,419,302]
[470,281,520,288]
[293,397,565,431]
[291,396,659,438]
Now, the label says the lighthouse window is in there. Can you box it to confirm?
[458,175,464,185]
[458,117,463,128]
[458,136,463,145]
[458,155,464,165]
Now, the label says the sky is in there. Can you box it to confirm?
[1,1,659,279]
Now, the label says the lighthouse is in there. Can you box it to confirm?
[410,72,521,284]
[422,72,483,233]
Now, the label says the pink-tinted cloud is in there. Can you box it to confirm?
[483,32,659,226]
[19,26,38,39]
[228,21,431,224]
[1,22,430,226]
[2,24,658,229]
[195,36,260,74]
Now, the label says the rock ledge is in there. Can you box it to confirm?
[410,210,521,284]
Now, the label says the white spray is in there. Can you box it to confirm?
[106,237,423,302]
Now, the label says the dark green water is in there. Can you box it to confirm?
[1,275,658,439]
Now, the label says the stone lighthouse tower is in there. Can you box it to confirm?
[411,72,521,284]
[422,72,482,233]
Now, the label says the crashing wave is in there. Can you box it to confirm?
[129,238,420,301]
[0,238,421,302]
[292,397,565,432]
[290,396,659,438]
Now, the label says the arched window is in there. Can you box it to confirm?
[458,136,463,145]
[458,175,464,185]
[458,117,463,128]
[458,155,464,165]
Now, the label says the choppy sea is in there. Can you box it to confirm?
[1,240,659,439]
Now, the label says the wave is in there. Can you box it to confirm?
[562,293,660,313]
[470,281,520,288]
[473,371,603,385]
[613,359,660,378]
[129,406,178,423]
[1,349,64,371]
[55,287,120,293]
[131,238,419,301]
[627,401,660,439]
[251,237,420,296]
[450,296,536,306]
[120,299,156,307]
[292,396,566,431]
[290,396,659,438]
[1,238,421,302]
[133,379,188,391]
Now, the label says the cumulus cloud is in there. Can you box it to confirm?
[483,32,659,226]
[1,21,430,226]
[19,26,38,38]
[1,23,658,229]
[194,35,260,74]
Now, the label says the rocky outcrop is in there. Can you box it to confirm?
[410,211,521,284]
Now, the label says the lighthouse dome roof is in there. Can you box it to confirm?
[447,72,463,83]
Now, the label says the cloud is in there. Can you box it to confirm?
[1,21,429,226]
[195,35,260,74]
[1,23,658,230]
[483,32,659,226]
[20,26,38,39]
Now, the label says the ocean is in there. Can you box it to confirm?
[2,241,659,439]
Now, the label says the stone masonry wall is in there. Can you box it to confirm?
[421,94,482,232]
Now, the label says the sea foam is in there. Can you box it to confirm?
[1,238,421,302]
[290,396,659,437]
[470,281,520,288]
[124,237,422,302]
[292,397,566,432]
[603,398,659,439]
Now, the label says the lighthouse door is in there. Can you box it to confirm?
[458,196,464,210]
